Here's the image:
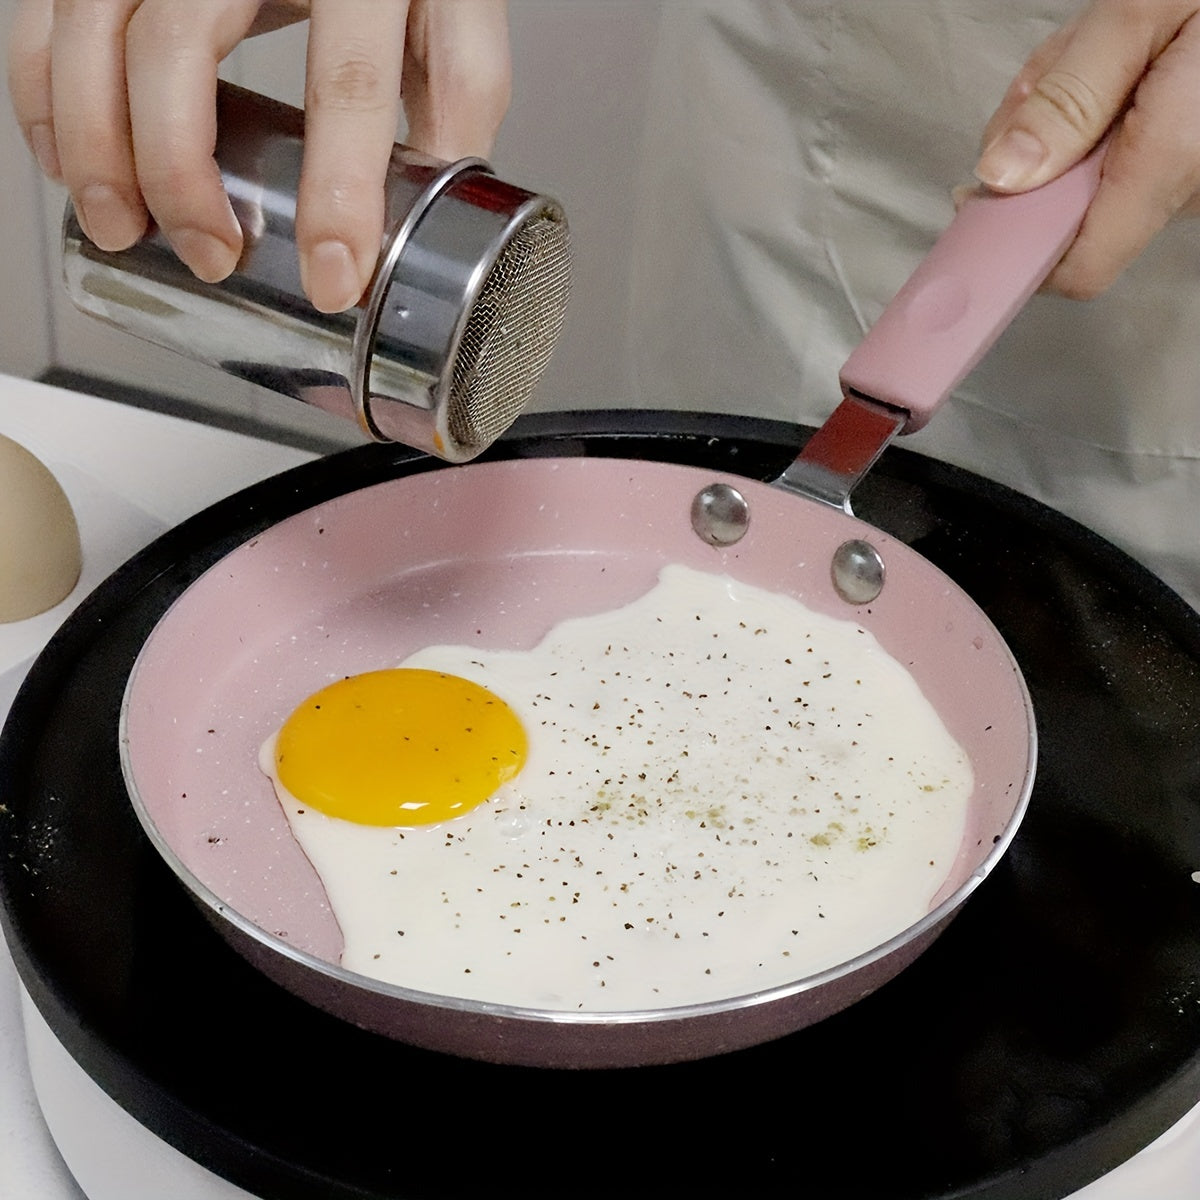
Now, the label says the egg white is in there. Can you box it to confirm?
[260,564,972,1012]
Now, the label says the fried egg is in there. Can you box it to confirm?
[259,564,972,1011]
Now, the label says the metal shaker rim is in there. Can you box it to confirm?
[349,154,481,443]
[354,157,571,462]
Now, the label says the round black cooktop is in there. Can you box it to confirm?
[3,411,1200,1200]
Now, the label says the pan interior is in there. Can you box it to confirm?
[120,456,1034,1014]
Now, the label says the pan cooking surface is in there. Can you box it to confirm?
[118,454,1030,1053]
[3,412,1200,1199]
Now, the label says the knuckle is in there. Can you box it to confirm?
[58,0,139,36]
[56,122,133,186]
[417,58,511,141]
[7,52,49,113]
[51,0,98,21]
[125,4,186,56]
[1031,70,1109,136]
[295,151,384,228]
[135,160,191,199]
[452,38,511,100]
[134,155,218,221]
[306,56,391,114]
[468,62,512,121]
[8,7,46,69]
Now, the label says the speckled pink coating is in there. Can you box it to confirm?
[120,457,1035,1066]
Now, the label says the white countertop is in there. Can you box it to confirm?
[0,373,1197,1199]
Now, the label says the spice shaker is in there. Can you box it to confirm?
[61,82,571,463]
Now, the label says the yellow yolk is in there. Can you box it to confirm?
[274,669,527,826]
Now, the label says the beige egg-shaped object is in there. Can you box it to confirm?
[0,434,82,622]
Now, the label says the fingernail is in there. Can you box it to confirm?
[77,184,146,251]
[976,129,1049,192]
[30,123,61,180]
[303,240,364,313]
[168,228,240,283]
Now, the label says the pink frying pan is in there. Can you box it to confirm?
[120,149,1104,1069]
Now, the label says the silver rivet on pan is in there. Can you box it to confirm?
[832,539,885,604]
[690,483,750,547]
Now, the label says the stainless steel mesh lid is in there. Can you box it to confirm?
[360,167,572,462]
[447,209,571,454]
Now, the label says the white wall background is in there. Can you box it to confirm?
[0,2,659,444]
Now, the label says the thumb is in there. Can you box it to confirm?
[974,4,1180,193]
[976,70,1119,193]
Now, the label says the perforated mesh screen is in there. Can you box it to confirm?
[446,210,571,452]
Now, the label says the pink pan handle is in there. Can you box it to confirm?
[839,143,1106,431]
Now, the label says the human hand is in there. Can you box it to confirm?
[7,0,511,312]
[974,0,1200,299]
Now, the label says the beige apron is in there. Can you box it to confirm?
[609,0,1200,605]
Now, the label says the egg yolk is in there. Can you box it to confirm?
[274,669,527,826]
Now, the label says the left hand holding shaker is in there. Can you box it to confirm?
[9,2,569,464]
[7,0,514,312]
